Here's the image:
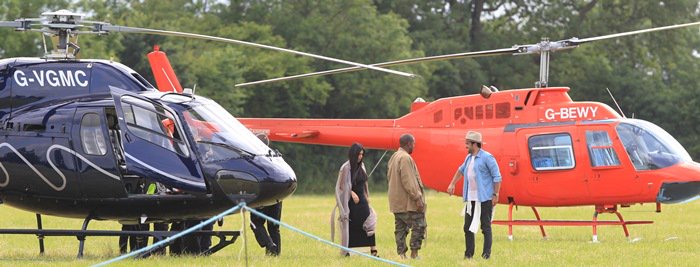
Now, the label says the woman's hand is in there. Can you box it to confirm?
[351,191,359,204]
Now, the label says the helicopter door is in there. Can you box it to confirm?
[521,130,588,202]
[111,88,206,193]
[72,107,126,198]
[581,127,641,198]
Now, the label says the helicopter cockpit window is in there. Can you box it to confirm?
[120,96,189,157]
[181,98,269,162]
[616,120,691,170]
[586,130,620,167]
[528,133,575,171]
[80,113,107,155]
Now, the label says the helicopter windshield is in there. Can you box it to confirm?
[616,119,692,170]
[180,98,269,161]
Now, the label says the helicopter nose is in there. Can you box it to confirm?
[215,157,297,206]
[656,162,700,204]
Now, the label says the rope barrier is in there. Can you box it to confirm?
[95,202,408,267]
[244,205,409,267]
[93,202,244,266]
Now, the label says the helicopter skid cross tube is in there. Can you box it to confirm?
[494,204,653,241]
[0,228,240,258]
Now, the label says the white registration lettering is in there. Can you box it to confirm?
[545,108,555,120]
[545,106,600,120]
[13,69,89,87]
[13,70,28,86]
[59,70,75,87]
[75,70,88,87]
[560,108,570,119]
[32,70,45,86]
[46,70,60,86]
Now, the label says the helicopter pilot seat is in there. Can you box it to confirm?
[533,157,554,168]
[106,113,147,196]
[107,114,127,172]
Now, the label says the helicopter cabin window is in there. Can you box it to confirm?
[464,107,473,119]
[454,108,462,120]
[529,133,575,170]
[485,104,494,119]
[495,102,510,118]
[80,113,107,155]
[475,106,484,119]
[586,130,620,167]
[120,96,189,157]
[433,110,443,123]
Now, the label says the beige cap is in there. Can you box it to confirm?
[466,131,482,143]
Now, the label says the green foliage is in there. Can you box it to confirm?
[2,0,700,193]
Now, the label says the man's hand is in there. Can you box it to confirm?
[492,193,499,207]
[351,191,359,204]
[447,183,455,195]
[416,198,425,212]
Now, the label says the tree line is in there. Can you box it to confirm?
[2,0,699,193]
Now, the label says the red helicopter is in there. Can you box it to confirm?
[234,21,700,242]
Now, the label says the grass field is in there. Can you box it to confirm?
[0,191,698,266]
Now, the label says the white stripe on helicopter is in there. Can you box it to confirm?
[0,143,120,191]
[125,153,206,188]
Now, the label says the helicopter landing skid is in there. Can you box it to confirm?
[0,214,240,258]
[492,203,653,241]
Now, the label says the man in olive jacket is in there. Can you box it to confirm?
[387,133,426,259]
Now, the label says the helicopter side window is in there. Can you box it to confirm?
[528,133,575,171]
[120,96,189,157]
[80,113,107,155]
[586,130,620,167]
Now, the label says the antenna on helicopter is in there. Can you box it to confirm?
[606,87,627,118]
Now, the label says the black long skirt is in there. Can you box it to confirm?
[347,194,376,247]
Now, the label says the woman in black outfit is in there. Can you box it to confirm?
[346,143,377,255]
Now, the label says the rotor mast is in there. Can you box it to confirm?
[516,38,577,88]
[41,10,84,59]
[537,39,550,88]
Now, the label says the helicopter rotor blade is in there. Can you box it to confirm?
[569,21,700,45]
[238,20,700,87]
[0,21,23,28]
[236,47,521,87]
[94,24,415,78]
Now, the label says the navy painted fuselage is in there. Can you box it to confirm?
[0,58,296,222]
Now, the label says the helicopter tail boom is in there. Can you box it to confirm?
[239,118,400,150]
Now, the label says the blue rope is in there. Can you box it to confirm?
[93,202,245,266]
[243,206,410,267]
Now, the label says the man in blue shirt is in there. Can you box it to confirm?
[447,131,502,260]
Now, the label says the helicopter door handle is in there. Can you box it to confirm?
[124,132,132,143]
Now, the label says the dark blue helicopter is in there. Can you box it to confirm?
[1,56,298,220]
[0,10,411,256]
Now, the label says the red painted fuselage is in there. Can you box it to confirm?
[240,87,700,207]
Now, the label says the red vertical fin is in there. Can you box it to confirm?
[147,45,183,93]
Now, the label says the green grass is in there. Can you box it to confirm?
[0,191,698,266]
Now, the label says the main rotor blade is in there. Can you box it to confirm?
[236,47,521,87]
[97,24,415,78]
[570,21,700,45]
[0,21,22,28]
